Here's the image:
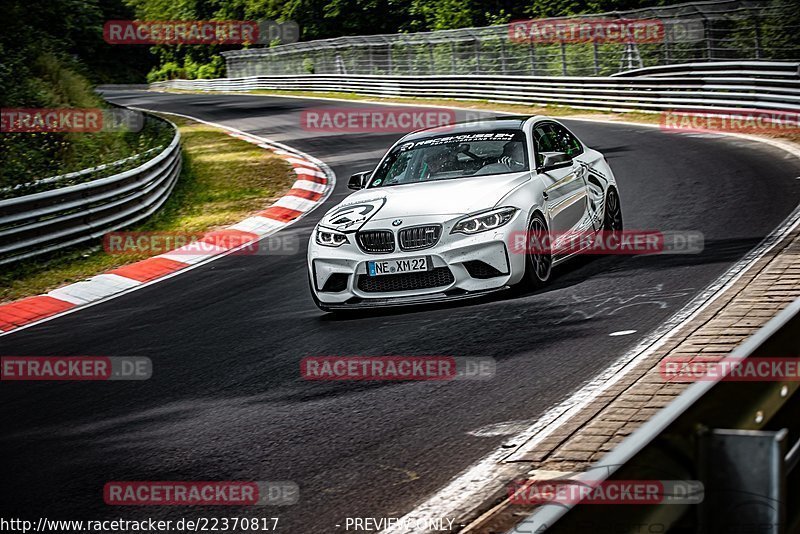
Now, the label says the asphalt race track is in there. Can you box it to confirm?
[2,90,800,532]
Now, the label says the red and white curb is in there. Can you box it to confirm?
[0,114,335,335]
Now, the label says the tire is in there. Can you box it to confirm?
[602,188,623,233]
[519,212,553,290]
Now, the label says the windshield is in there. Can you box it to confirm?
[368,130,529,188]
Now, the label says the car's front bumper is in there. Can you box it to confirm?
[307,213,528,308]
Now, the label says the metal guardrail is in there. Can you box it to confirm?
[220,0,796,78]
[611,60,800,78]
[1,146,165,196]
[152,61,800,113]
[0,113,181,266]
[512,297,800,534]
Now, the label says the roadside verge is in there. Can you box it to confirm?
[0,111,336,335]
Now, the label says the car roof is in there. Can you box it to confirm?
[400,115,534,142]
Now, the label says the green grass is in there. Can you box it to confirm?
[1,54,173,192]
[0,115,296,303]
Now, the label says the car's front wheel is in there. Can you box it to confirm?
[603,187,623,233]
[520,212,552,290]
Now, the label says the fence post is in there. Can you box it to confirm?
[705,17,713,60]
[560,42,567,75]
[368,39,374,74]
[474,36,481,74]
[500,39,507,74]
[754,17,762,59]
[427,38,435,75]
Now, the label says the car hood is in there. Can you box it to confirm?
[320,172,530,232]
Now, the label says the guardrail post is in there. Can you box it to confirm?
[698,428,788,534]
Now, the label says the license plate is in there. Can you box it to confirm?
[367,256,430,276]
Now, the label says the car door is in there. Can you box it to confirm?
[533,122,589,239]
[548,122,598,233]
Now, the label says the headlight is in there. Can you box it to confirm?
[315,226,349,247]
[451,207,517,235]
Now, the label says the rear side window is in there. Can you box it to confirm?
[550,123,584,157]
[532,122,583,166]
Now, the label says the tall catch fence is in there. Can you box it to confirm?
[223,0,798,78]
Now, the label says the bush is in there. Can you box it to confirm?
[146,57,225,81]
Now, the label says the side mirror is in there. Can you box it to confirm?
[537,152,573,173]
[348,171,372,190]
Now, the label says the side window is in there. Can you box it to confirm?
[532,124,557,167]
[549,124,584,157]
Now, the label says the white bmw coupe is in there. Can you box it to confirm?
[307,116,623,311]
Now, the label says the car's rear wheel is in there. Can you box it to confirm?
[520,212,552,290]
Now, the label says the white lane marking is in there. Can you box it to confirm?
[381,204,800,534]
[467,421,534,438]
[609,330,637,336]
